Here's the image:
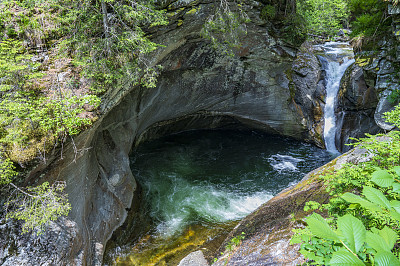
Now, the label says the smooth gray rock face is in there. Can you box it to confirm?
[290,42,325,148]
[0,1,327,265]
[336,63,381,152]
[375,92,397,131]
[178,251,209,266]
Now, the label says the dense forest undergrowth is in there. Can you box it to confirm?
[0,2,400,265]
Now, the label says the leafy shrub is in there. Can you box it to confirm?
[281,14,308,47]
[348,0,391,45]
[5,181,71,235]
[388,89,400,105]
[385,104,400,129]
[291,104,400,264]
[261,5,276,20]
[201,0,250,56]
[297,0,349,37]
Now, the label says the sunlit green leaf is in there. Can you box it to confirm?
[371,169,394,188]
[374,251,400,266]
[362,186,392,210]
[337,214,366,253]
[342,192,381,212]
[330,249,365,265]
[307,213,340,241]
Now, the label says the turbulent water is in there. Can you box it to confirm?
[110,130,331,265]
[318,42,355,154]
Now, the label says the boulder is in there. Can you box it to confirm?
[178,250,209,266]
[335,63,381,152]
[290,42,325,147]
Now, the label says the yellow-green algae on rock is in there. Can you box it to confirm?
[115,222,237,265]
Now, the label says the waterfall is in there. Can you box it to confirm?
[318,42,354,154]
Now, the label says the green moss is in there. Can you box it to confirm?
[177,19,183,26]
[186,8,198,15]
[355,57,370,67]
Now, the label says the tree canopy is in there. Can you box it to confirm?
[297,0,349,37]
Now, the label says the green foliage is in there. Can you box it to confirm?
[0,39,40,91]
[348,0,391,45]
[0,0,173,237]
[0,39,100,163]
[388,89,400,105]
[281,13,308,46]
[226,232,246,252]
[58,0,167,93]
[0,158,17,185]
[32,94,100,137]
[260,5,276,20]
[297,0,349,37]
[384,104,400,129]
[291,105,400,265]
[201,0,250,56]
[293,195,400,264]
[0,0,169,237]
[1,0,167,93]
[304,201,321,212]
[0,0,63,45]
[5,181,71,235]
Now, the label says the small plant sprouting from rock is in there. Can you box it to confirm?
[213,232,245,264]
[226,232,246,252]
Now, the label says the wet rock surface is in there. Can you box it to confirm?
[336,63,381,152]
[178,250,209,266]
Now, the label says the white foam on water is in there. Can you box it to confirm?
[268,154,303,172]
[153,181,273,237]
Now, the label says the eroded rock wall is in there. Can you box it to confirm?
[353,3,400,133]
[1,1,326,264]
[336,63,381,152]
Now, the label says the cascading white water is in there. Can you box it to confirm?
[318,42,354,154]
